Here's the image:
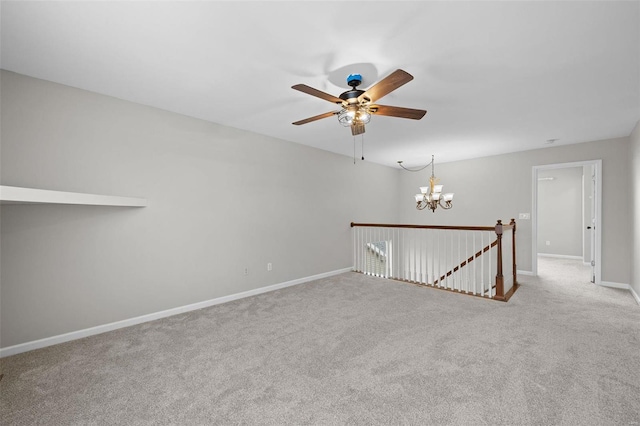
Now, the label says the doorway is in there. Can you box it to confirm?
[532,160,602,284]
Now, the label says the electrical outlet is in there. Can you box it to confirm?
[546,241,551,246]
[267,263,272,271]
[519,213,530,220]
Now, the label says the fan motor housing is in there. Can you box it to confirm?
[339,89,365,102]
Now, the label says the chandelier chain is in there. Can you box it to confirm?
[397,159,433,172]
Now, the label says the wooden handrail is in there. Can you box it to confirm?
[351,222,508,232]
[434,240,498,285]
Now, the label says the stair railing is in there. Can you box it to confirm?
[351,219,518,301]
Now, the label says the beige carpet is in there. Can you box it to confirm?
[1,257,639,425]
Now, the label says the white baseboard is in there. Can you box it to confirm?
[631,286,640,305]
[517,270,534,276]
[599,281,630,290]
[0,267,353,358]
[537,253,583,260]
[599,281,640,306]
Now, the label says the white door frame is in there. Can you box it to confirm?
[532,160,602,284]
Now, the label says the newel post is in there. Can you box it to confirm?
[510,218,517,286]
[494,219,505,301]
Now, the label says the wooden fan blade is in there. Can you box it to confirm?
[370,104,427,120]
[351,122,365,135]
[357,69,414,103]
[292,111,338,125]
[292,84,344,104]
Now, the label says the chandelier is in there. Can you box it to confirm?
[411,155,454,212]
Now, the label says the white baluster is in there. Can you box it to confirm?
[438,230,442,287]
[360,226,364,273]
[406,228,409,281]
[420,229,427,284]
[401,228,404,280]
[418,229,422,283]
[424,229,429,285]
[360,227,364,275]
[395,228,399,280]
[403,228,407,280]
[444,230,448,288]
[449,231,453,290]
[472,232,476,295]
[437,230,441,287]
[416,229,420,283]
[356,226,360,273]
[372,228,376,277]
[366,227,370,276]
[448,231,453,290]
[480,232,485,295]
[465,231,469,293]
[397,228,400,280]
[384,228,389,279]
[457,231,461,292]
[393,228,397,279]
[433,230,437,286]
[380,227,384,278]
[370,228,374,277]
[377,227,381,277]
[421,229,424,284]
[452,231,456,291]
[372,227,376,277]
[413,229,418,283]
[363,227,367,275]
[362,227,366,275]
[408,228,411,281]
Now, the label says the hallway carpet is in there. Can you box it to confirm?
[1,258,639,425]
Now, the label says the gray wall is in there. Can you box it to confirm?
[537,167,583,257]
[630,120,640,298]
[399,138,631,284]
[0,71,401,348]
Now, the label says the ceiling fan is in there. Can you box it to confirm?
[291,69,427,136]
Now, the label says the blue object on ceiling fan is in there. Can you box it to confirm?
[347,74,362,87]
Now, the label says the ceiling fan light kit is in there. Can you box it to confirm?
[291,69,427,137]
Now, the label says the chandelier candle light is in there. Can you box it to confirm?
[414,155,454,212]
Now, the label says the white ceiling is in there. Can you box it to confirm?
[1,1,639,168]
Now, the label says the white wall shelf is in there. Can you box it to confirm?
[0,185,147,207]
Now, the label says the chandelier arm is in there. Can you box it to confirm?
[438,199,453,210]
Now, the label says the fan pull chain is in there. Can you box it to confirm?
[353,135,356,164]
[361,134,365,161]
